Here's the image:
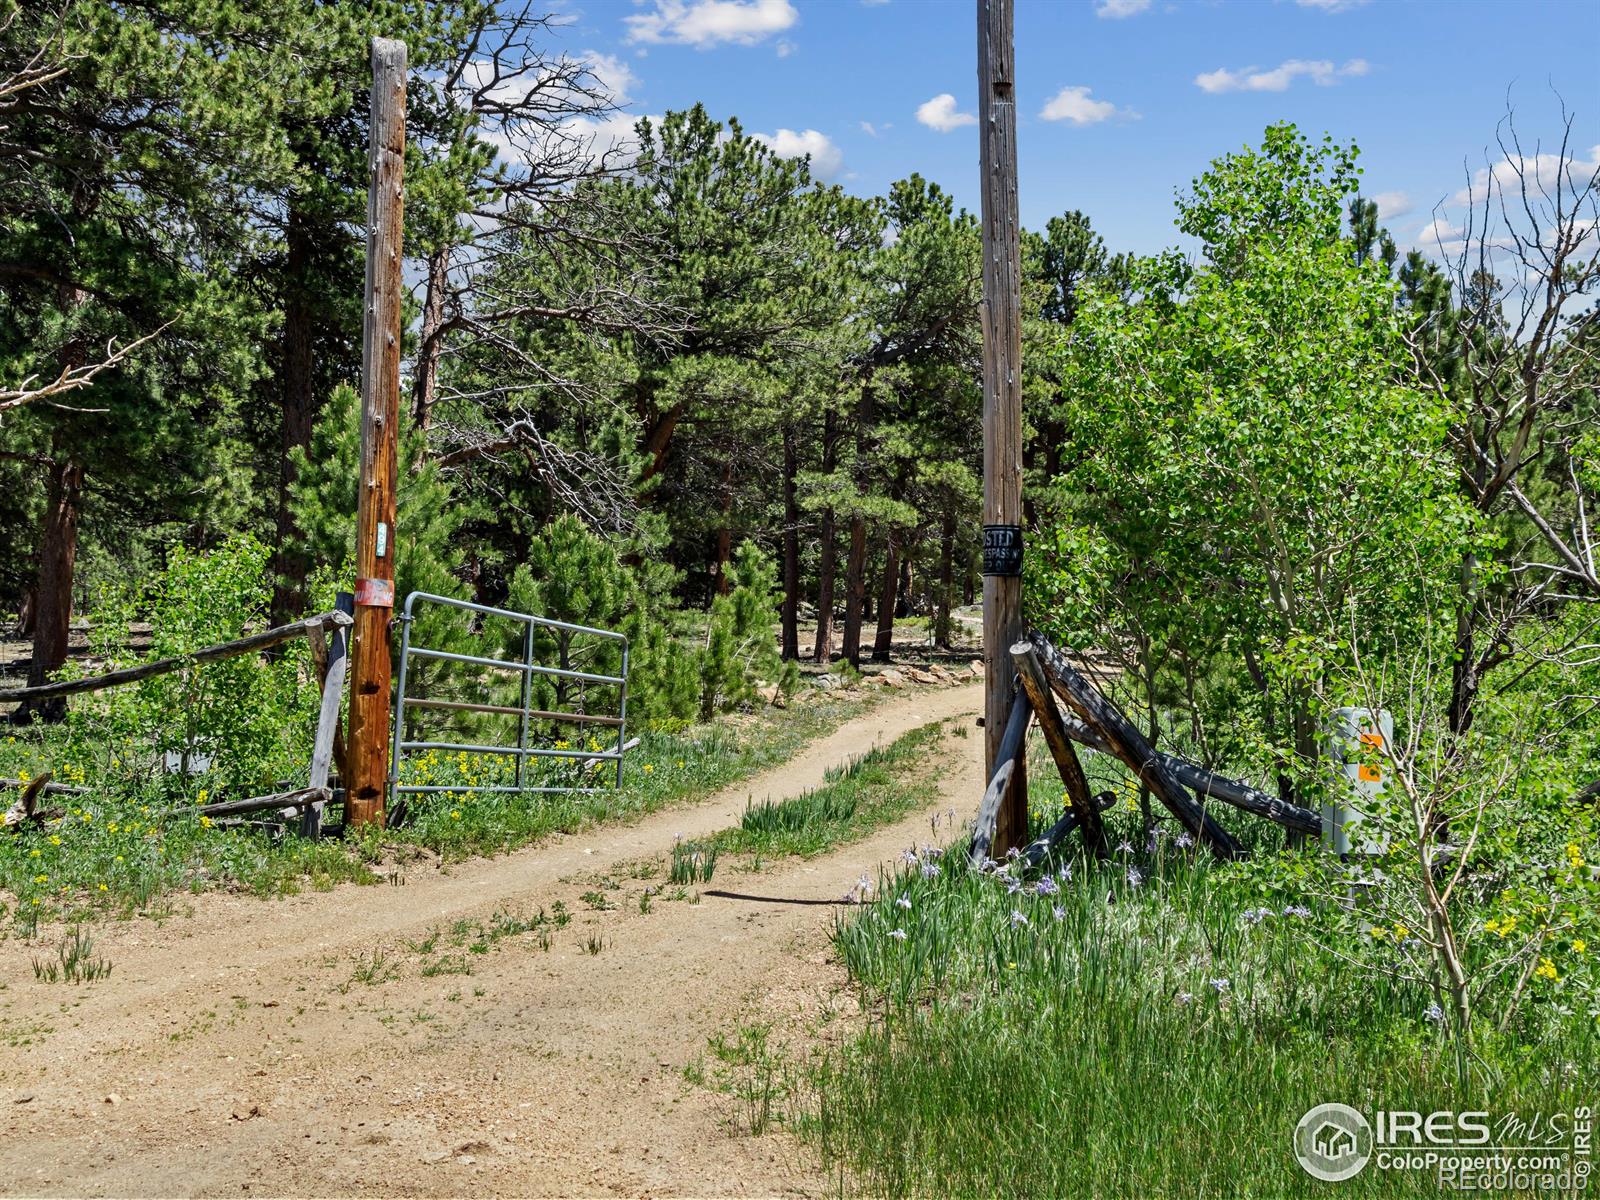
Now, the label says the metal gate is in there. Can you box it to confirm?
[390,592,629,799]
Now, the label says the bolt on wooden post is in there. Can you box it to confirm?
[978,0,1027,853]
[346,37,406,829]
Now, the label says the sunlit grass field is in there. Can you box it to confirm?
[797,749,1597,1199]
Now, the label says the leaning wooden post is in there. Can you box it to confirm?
[1012,641,1108,859]
[978,0,1027,854]
[346,37,407,829]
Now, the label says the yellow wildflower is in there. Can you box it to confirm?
[98,884,108,892]
[1573,939,1587,956]
[1535,957,1559,982]
[33,873,47,884]
[49,835,61,846]
[450,810,461,820]
[199,816,213,829]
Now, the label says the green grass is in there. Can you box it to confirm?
[710,719,951,861]
[798,814,1597,1199]
[0,692,877,932]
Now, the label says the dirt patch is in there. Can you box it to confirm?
[0,684,982,1198]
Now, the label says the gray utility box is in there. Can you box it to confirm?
[1322,707,1393,856]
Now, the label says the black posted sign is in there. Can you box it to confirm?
[982,524,1023,577]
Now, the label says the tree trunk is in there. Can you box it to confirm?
[871,527,899,663]
[935,508,956,647]
[812,408,840,665]
[1448,554,1479,737]
[841,384,873,668]
[22,443,84,722]
[412,243,450,434]
[781,428,800,659]
[272,200,318,625]
[842,514,867,667]
[712,457,734,596]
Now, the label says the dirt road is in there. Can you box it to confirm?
[0,683,982,1199]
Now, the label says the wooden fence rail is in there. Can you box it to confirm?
[0,610,353,705]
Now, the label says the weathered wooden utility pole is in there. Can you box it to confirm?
[978,0,1027,853]
[346,37,407,828]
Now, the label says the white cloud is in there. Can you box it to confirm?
[1039,85,1126,126]
[753,127,844,179]
[1372,190,1411,220]
[860,120,881,138]
[1453,144,1600,205]
[916,93,976,133]
[580,50,639,105]
[1195,58,1369,94]
[1295,0,1370,10]
[1095,0,1152,16]
[625,0,798,49]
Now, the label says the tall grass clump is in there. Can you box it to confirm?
[802,815,1597,1199]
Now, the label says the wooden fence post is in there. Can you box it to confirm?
[978,0,1027,854]
[346,37,406,829]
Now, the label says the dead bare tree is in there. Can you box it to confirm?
[1410,101,1600,734]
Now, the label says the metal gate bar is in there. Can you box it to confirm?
[391,592,629,799]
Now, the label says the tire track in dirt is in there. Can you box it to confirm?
[0,683,982,1198]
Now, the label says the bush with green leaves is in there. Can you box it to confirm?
[55,534,315,797]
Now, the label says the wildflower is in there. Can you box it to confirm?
[857,874,873,897]
[1116,840,1133,855]
[1056,862,1073,883]
[196,790,207,805]
[33,873,47,884]
[1210,977,1231,994]
[450,811,461,821]
[49,835,61,846]
[199,816,213,829]
[1242,907,1269,927]
[1125,866,1144,888]
[1175,992,1195,1006]
[1034,876,1059,897]
[887,928,908,942]
[900,849,920,866]
[1283,904,1311,919]
[1009,909,1029,928]
[1369,925,1387,939]
[919,861,940,880]
[1424,1002,1445,1024]
[1573,939,1587,956]
[1003,875,1023,896]
[1175,832,1195,850]
[1052,905,1066,921]
[1005,846,1021,861]
[1393,923,1410,942]
[29,848,39,858]
[895,895,912,910]
[676,761,684,769]
[98,884,108,892]
[1535,958,1559,982]
[642,763,653,773]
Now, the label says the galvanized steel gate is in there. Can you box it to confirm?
[389,592,629,800]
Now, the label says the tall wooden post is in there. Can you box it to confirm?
[978,0,1027,854]
[346,37,407,829]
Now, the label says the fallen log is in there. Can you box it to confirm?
[2,775,86,797]
[969,689,1033,866]
[1012,641,1108,858]
[1020,790,1117,870]
[0,610,354,705]
[1027,631,1243,860]
[195,786,330,819]
[1050,711,1320,836]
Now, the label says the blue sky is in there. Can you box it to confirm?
[551,0,1599,257]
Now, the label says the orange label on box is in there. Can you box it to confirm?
[1358,764,1382,782]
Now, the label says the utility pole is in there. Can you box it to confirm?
[977,0,1027,853]
[346,37,407,828]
